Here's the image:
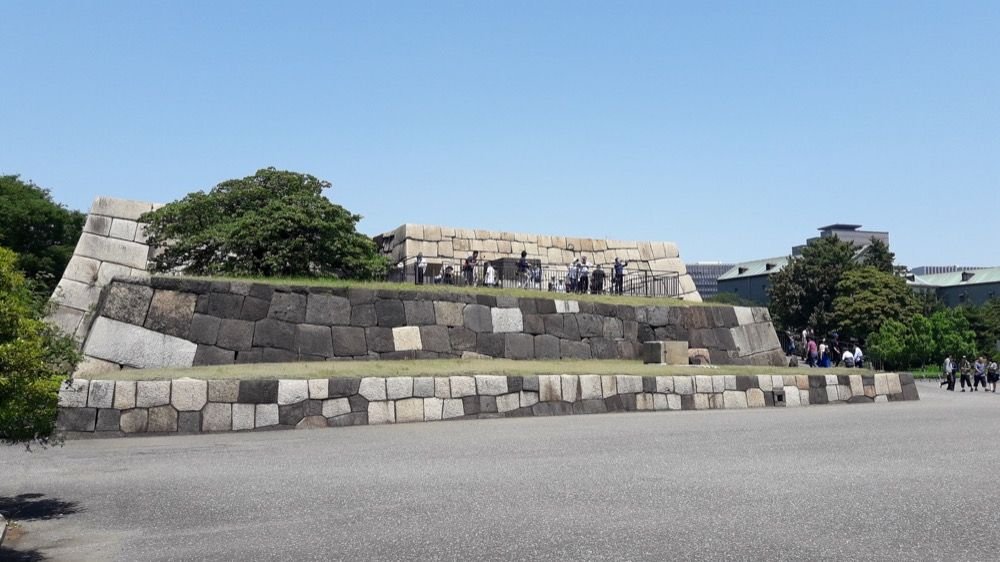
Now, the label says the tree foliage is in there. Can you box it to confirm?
[0,246,80,447]
[768,236,856,337]
[868,309,978,370]
[832,266,920,341]
[141,168,387,279]
[859,238,896,274]
[0,175,85,294]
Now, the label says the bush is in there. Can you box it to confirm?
[0,246,80,447]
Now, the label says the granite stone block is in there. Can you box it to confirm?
[238,380,279,404]
[148,405,178,432]
[95,408,121,432]
[375,300,406,327]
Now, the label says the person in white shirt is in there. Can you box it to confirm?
[853,345,864,368]
[841,349,854,368]
[484,262,497,287]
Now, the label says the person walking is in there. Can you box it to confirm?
[959,356,973,391]
[516,251,531,288]
[613,258,627,295]
[806,337,818,368]
[577,256,590,294]
[973,356,988,391]
[988,358,998,393]
[414,253,427,285]
[852,343,864,369]
[941,355,955,390]
[462,251,479,286]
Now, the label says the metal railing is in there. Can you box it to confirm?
[383,258,682,299]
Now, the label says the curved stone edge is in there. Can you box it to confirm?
[56,373,918,437]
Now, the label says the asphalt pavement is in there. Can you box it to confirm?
[3,381,999,561]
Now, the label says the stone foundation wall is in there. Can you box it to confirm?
[75,277,786,375]
[376,224,701,301]
[56,373,920,436]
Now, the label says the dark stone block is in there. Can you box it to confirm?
[591,302,614,317]
[577,314,604,337]
[194,345,236,366]
[504,407,534,418]
[366,327,395,353]
[680,394,695,410]
[238,380,278,403]
[809,376,826,389]
[477,333,505,358]
[479,395,498,414]
[279,402,306,426]
[178,411,201,433]
[560,340,592,360]
[532,402,573,416]
[617,341,640,360]
[235,349,263,364]
[195,294,211,314]
[297,324,333,357]
[642,377,656,393]
[647,307,670,327]
[58,407,97,432]
[655,325,689,342]
[248,283,274,300]
[809,388,829,405]
[523,314,545,335]
[504,333,535,360]
[253,318,296,350]
[208,292,245,319]
[217,319,255,351]
[899,373,915,386]
[350,303,377,327]
[518,299,538,315]
[590,337,618,359]
[262,348,296,363]
[837,375,851,386]
[862,375,875,386]
[305,293,351,326]
[562,315,581,340]
[615,305,637,322]
[449,326,477,352]
[463,304,493,333]
[534,334,560,360]
[209,281,232,293]
[349,394,368,412]
[375,289,400,300]
[419,325,451,353]
[189,314,221,345]
[764,391,775,407]
[522,375,539,392]
[348,288,377,304]
[240,296,271,322]
[475,294,497,307]
[268,291,306,323]
[577,399,608,415]
[736,377,759,392]
[404,300,436,325]
[603,317,624,340]
[507,376,523,393]
[543,315,564,337]
[604,395,624,412]
[463,396,481,415]
[637,323,655,344]
[329,412,368,426]
[144,290,197,338]
[95,408,121,431]
[619,393,637,411]
[848,396,873,404]
[380,350,419,360]
[329,378,360,397]
[150,277,209,294]
[901,384,919,401]
[103,282,154,325]
[535,299,557,314]
[332,326,368,356]
[888,393,905,402]
[305,400,324,417]
[375,299,405,327]
[577,301,595,314]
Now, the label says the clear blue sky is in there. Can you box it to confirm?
[2,1,998,267]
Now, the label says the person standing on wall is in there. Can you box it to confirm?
[577,256,590,294]
[463,251,479,286]
[613,257,627,295]
[517,250,530,288]
[415,252,427,285]
[591,264,606,294]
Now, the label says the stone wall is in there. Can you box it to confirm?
[47,197,159,343]
[75,277,786,375]
[376,224,701,301]
[56,372,920,436]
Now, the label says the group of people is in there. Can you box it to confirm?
[791,329,864,369]
[939,355,999,392]
[548,255,629,295]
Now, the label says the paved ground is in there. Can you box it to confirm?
[2,381,999,561]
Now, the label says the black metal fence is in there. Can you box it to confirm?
[384,258,682,299]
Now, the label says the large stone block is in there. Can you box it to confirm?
[238,380,279,403]
[392,326,422,351]
[297,324,333,357]
[784,386,802,407]
[148,405,178,432]
[189,314,221,345]
[539,375,562,402]
[307,379,329,400]
[85,317,197,369]
[255,404,279,427]
[560,340,591,360]
[207,293,245,319]
[102,282,154,325]
[476,375,507,396]
[366,327,395,353]
[442,398,465,419]
[386,377,414,400]
[268,291,307,323]
[232,403,255,430]
[368,401,396,424]
[434,302,465,327]
[533,334,560,360]
[580,375,603,400]
[491,308,523,333]
[119,408,148,433]
[193,345,235,366]
[322,398,351,418]
[278,380,309,405]
[423,397,443,420]
[723,390,748,409]
[331,326,368,356]
[82,379,112,409]
[208,380,239,403]
[404,300,436,325]
[252,319,296,350]
[449,376,475,398]
[114,381,136,409]
[375,300,406,327]
[62,255,101,284]
[305,293,351,326]
[57,408,97,432]
[746,389,766,408]
[601,375,618,398]
[396,398,424,423]
[74,232,150,269]
[172,378,208,411]
[350,303,377,327]
[694,375,713,394]
[136,380,171,407]
[463,304,493,333]
[214,319,254,351]
[359,377,387,401]
[329,378,361,398]
[561,375,579,402]
[476,333,504,357]
[504,333,534,359]
[95,408,121,432]
[144,290,197,338]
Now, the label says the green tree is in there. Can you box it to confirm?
[929,309,977,360]
[0,175,85,294]
[0,246,80,447]
[141,168,387,279]
[832,266,920,342]
[859,238,896,274]
[903,314,936,367]
[868,319,909,370]
[768,236,856,336]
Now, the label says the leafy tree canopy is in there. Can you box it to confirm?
[0,246,80,447]
[768,236,856,337]
[141,168,387,279]
[832,266,920,341]
[0,175,85,294]
[859,238,896,274]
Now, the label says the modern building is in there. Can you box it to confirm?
[909,267,1000,307]
[910,265,990,276]
[686,262,734,300]
[792,224,889,256]
[715,256,789,305]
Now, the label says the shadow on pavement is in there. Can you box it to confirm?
[0,545,46,561]
[0,494,79,522]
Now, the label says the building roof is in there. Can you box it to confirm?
[911,266,1000,288]
[718,256,789,281]
[817,224,863,231]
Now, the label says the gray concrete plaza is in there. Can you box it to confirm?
[2,381,998,561]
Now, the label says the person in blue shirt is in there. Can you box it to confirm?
[612,257,628,295]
